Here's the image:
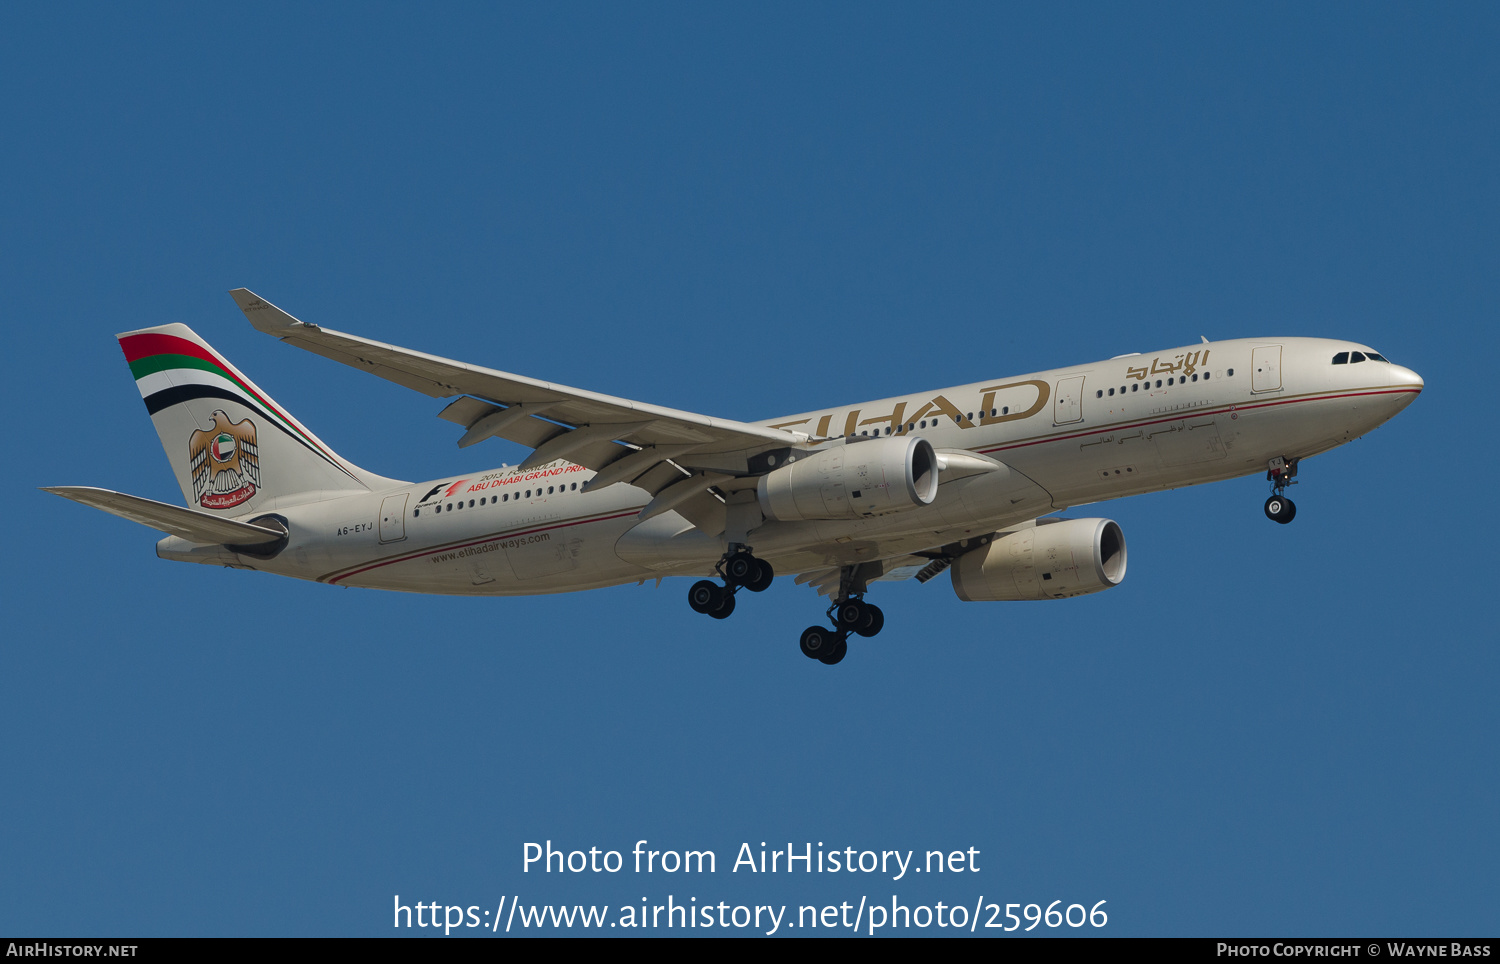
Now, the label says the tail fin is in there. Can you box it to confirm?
[118,323,399,514]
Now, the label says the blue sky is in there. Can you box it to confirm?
[2,4,1496,936]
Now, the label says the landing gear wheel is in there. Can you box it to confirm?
[688,580,724,614]
[709,592,736,619]
[744,559,774,593]
[1264,495,1296,524]
[858,604,884,638]
[835,599,870,632]
[818,636,849,665]
[800,625,838,660]
[723,553,758,587]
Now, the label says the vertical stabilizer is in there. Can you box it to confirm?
[118,324,399,514]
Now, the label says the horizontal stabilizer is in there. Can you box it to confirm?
[41,486,286,545]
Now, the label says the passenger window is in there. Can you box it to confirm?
[1108,388,1114,396]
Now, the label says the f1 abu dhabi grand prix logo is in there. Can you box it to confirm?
[189,411,261,509]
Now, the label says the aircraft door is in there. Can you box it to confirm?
[1251,345,1282,393]
[1054,376,1085,424]
[379,493,408,543]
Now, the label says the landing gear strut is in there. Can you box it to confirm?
[1264,456,1298,524]
[799,564,884,665]
[685,546,774,619]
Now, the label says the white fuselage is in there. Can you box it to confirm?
[157,337,1422,595]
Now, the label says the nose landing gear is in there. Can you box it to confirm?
[1264,456,1299,524]
[1264,495,1296,524]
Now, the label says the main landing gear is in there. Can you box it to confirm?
[1264,456,1299,524]
[799,566,884,665]
[686,554,885,667]
[686,547,774,620]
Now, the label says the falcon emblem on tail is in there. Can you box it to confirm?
[189,411,260,509]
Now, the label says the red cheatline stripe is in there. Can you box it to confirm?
[976,387,1419,457]
[119,332,343,468]
[324,509,643,584]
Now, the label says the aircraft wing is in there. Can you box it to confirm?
[41,486,286,546]
[230,289,801,530]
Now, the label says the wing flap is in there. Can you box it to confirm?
[563,439,640,473]
[437,395,496,427]
[631,460,692,498]
[42,486,286,545]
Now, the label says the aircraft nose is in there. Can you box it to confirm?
[1389,365,1424,393]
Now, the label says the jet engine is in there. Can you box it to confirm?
[757,436,939,522]
[951,517,1126,601]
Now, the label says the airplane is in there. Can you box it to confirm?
[45,290,1424,664]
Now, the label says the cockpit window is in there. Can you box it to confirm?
[1334,349,1391,364]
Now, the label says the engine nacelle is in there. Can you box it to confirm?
[951,518,1127,601]
[757,436,939,522]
